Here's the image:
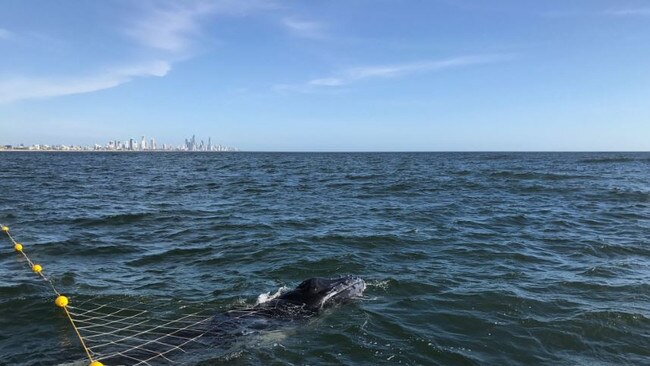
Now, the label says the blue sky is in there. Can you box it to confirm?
[0,0,649,151]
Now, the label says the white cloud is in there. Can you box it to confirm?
[0,28,12,40]
[210,0,279,16]
[126,0,278,53]
[0,61,171,103]
[604,8,650,16]
[282,18,327,39]
[344,55,511,82]
[278,54,512,92]
[308,77,345,86]
[126,1,216,53]
[0,0,280,103]
[544,8,650,18]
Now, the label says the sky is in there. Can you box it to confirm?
[0,0,649,151]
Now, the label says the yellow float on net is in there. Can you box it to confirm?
[32,264,42,273]
[89,361,104,366]
[1,226,8,232]
[55,295,69,308]
[14,243,23,252]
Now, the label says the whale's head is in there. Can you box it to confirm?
[277,276,366,311]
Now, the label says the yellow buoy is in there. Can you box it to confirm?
[55,295,69,308]
[32,264,42,273]
[89,361,104,366]
[1,226,8,232]
[14,243,23,252]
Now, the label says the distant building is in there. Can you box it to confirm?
[3,134,237,152]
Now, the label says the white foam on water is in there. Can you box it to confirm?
[367,279,391,290]
[259,329,289,344]
[256,286,289,305]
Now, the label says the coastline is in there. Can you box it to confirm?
[0,150,240,153]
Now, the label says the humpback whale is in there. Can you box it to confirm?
[99,276,366,364]
[206,275,367,336]
[225,275,367,320]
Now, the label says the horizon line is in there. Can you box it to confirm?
[1,150,648,153]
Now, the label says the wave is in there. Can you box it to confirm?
[605,188,650,202]
[308,233,403,248]
[127,247,213,266]
[578,157,636,164]
[572,310,649,325]
[72,212,154,226]
[489,171,592,180]
[38,241,141,256]
[344,173,385,181]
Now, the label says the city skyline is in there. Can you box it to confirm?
[0,134,237,152]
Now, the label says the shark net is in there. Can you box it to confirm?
[65,292,299,365]
[65,297,215,365]
[2,223,316,365]
[1,224,245,366]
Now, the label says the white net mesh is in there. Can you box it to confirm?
[65,297,215,365]
[63,296,307,365]
[2,225,228,365]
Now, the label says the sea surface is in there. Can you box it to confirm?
[0,152,648,366]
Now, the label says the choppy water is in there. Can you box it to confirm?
[0,152,649,365]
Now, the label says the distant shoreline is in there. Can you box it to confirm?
[1,150,648,153]
[0,150,240,153]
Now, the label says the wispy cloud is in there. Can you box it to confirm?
[277,54,512,92]
[282,18,328,39]
[126,0,278,53]
[125,1,217,54]
[543,7,650,18]
[210,0,279,16]
[603,8,650,17]
[0,0,279,103]
[0,3,205,104]
[0,61,171,103]
[0,28,12,40]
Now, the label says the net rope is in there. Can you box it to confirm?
[67,299,214,365]
[0,224,235,365]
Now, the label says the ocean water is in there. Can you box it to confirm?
[0,152,648,365]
